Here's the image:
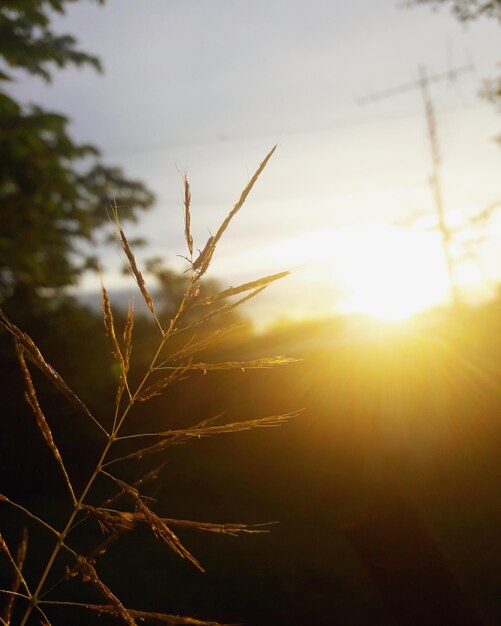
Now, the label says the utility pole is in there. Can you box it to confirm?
[359,64,473,309]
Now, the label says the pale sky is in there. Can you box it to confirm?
[8,0,501,324]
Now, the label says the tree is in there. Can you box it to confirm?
[0,1,154,310]
[412,0,501,21]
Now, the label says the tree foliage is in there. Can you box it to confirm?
[0,0,105,82]
[0,1,154,308]
[412,0,501,137]
[412,0,501,22]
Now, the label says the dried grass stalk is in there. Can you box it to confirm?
[189,286,268,331]
[0,536,8,554]
[115,300,135,406]
[113,412,298,464]
[123,300,134,373]
[157,412,296,438]
[158,356,297,373]
[196,271,289,307]
[0,494,64,541]
[15,343,76,505]
[191,236,215,274]
[74,556,137,626]
[122,609,234,626]
[138,359,192,401]
[157,518,273,537]
[44,603,234,626]
[74,461,170,568]
[2,528,28,626]
[85,508,273,538]
[194,145,276,278]
[137,500,204,572]
[74,508,272,575]
[165,324,244,363]
[72,473,164,572]
[83,506,136,534]
[183,174,194,257]
[0,311,106,436]
[125,460,168,495]
[111,478,204,572]
[4,147,294,626]
[101,281,123,364]
[110,206,158,322]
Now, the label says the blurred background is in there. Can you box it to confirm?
[1,1,501,625]
[6,0,501,324]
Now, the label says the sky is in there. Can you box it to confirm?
[9,0,501,325]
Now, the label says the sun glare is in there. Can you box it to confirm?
[219,224,455,324]
[261,224,452,322]
[336,225,450,320]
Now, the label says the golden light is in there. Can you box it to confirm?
[229,223,455,324]
[335,224,450,320]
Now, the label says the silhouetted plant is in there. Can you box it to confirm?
[0,147,297,626]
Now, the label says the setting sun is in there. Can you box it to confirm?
[336,225,451,320]
[250,224,453,323]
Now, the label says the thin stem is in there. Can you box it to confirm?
[98,469,124,486]
[38,579,65,601]
[19,442,113,626]
[39,600,95,608]
[35,605,54,626]
[0,599,56,626]
[0,496,61,539]
[0,590,30,600]
[0,496,79,566]
[0,592,53,625]
[19,280,197,626]
[0,538,31,598]
[101,453,137,468]
[153,316,164,336]
[89,416,110,438]
[111,393,122,434]
[115,432,165,441]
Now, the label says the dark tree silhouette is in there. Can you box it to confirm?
[0,1,155,310]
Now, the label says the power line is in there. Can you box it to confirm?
[359,64,475,309]
[104,96,480,158]
[357,64,473,105]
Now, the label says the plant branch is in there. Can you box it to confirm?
[0,495,61,539]
[18,273,200,626]
[38,601,238,625]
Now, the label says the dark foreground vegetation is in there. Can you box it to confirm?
[2,2,501,624]
[1,293,501,625]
